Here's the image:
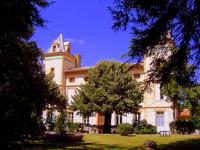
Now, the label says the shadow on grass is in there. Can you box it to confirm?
[18,140,140,150]
[158,138,200,150]
[18,138,200,150]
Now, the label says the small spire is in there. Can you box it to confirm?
[48,34,65,53]
[59,33,65,52]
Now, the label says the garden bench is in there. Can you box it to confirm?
[160,131,170,136]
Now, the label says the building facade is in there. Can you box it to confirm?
[43,34,174,133]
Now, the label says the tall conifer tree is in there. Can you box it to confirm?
[109,0,200,84]
[0,0,65,147]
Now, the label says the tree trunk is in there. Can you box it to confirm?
[172,100,177,133]
[103,112,111,133]
[190,99,196,119]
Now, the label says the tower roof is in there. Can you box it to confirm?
[47,34,71,53]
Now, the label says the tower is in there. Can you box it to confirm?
[143,31,174,103]
[142,31,175,132]
[43,34,81,96]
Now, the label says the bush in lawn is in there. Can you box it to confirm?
[134,120,157,134]
[29,117,46,137]
[56,111,67,134]
[175,119,195,134]
[116,123,133,136]
[143,140,157,150]
[169,121,175,133]
[193,119,200,130]
[67,122,81,133]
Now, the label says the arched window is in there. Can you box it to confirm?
[52,45,56,52]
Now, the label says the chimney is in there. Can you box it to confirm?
[64,41,71,53]
[75,54,81,68]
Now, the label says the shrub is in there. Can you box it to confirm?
[133,120,157,134]
[116,123,133,136]
[56,111,67,134]
[67,122,81,133]
[143,140,157,150]
[28,117,46,136]
[174,119,195,134]
[169,121,175,133]
[193,119,200,130]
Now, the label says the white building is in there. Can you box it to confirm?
[43,34,174,132]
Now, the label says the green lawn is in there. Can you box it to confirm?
[20,134,200,150]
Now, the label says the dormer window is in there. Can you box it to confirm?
[134,74,140,79]
[52,45,56,52]
[69,77,75,82]
[84,77,88,81]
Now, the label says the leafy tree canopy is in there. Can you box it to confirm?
[161,73,200,120]
[178,84,200,119]
[0,0,49,39]
[109,0,200,84]
[0,0,65,147]
[71,60,143,132]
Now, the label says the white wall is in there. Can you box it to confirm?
[67,88,76,105]
[73,111,83,123]
[89,116,97,125]
[111,112,116,126]
[42,110,47,124]
[122,113,133,124]
[66,74,86,86]
[44,56,63,85]
[141,108,173,132]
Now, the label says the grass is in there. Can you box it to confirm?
[20,133,200,150]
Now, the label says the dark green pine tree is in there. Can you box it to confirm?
[0,0,66,147]
[71,60,143,133]
[109,0,200,84]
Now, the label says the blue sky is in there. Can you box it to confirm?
[33,0,131,66]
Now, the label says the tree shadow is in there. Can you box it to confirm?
[158,138,200,150]
[17,137,200,150]
[18,140,141,150]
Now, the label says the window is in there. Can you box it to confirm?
[84,77,88,81]
[134,74,140,78]
[160,85,164,99]
[116,114,123,125]
[97,112,105,126]
[69,77,75,82]
[133,112,141,123]
[155,59,162,67]
[83,117,89,125]
[46,110,56,123]
[67,112,74,122]
[160,94,164,100]
[49,68,55,78]
[52,45,56,52]
[156,112,164,126]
